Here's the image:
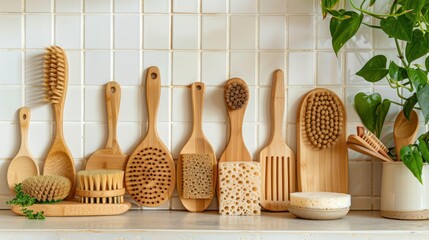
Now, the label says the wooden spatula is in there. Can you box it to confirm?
[125,66,176,207]
[394,110,419,161]
[85,81,128,171]
[177,82,217,212]
[259,69,296,211]
[7,107,39,192]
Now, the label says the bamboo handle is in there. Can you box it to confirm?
[18,107,31,153]
[145,66,161,133]
[271,69,285,141]
[191,82,205,135]
[105,81,121,150]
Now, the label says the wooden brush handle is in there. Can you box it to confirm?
[105,81,121,150]
[53,103,65,139]
[18,107,31,154]
[270,69,285,142]
[145,66,161,134]
[191,82,205,136]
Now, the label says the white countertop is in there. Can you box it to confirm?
[1,210,429,239]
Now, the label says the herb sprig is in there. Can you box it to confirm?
[6,183,45,220]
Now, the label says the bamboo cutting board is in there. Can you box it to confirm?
[11,201,131,217]
[85,81,128,171]
[259,70,296,211]
[297,88,348,193]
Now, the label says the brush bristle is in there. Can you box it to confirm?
[22,175,71,202]
[44,45,67,104]
[77,169,124,204]
[304,91,344,149]
[225,81,249,110]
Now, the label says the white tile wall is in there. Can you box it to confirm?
[0,0,403,211]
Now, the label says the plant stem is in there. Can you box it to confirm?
[350,0,409,18]
[394,39,408,67]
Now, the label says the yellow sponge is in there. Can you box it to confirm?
[218,162,261,216]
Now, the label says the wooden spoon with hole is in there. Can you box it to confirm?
[394,110,419,161]
[177,82,217,212]
[85,81,128,171]
[7,107,39,192]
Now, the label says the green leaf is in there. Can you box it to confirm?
[321,0,340,18]
[375,99,391,138]
[354,92,381,133]
[403,93,418,120]
[380,15,413,42]
[418,135,429,163]
[330,11,363,55]
[425,56,429,71]
[406,30,429,63]
[369,0,376,7]
[404,0,426,21]
[407,68,428,90]
[6,183,45,220]
[400,145,423,184]
[416,84,429,124]
[388,61,408,81]
[356,55,388,82]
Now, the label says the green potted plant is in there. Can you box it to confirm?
[321,0,429,219]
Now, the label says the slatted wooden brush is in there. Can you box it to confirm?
[76,169,125,204]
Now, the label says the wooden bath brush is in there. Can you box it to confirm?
[218,78,261,216]
[125,66,175,207]
[297,88,348,193]
[42,46,76,199]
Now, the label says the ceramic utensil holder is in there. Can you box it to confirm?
[381,162,429,220]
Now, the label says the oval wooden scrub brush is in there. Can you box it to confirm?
[85,81,128,171]
[42,46,76,199]
[259,70,296,211]
[22,175,71,202]
[125,66,175,207]
[178,82,217,212]
[7,107,39,192]
[297,88,348,193]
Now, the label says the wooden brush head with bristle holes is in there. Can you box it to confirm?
[297,88,348,193]
[42,45,76,200]
[219,78,251,163]
[22,175,71,202]
[125,66,175,207]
